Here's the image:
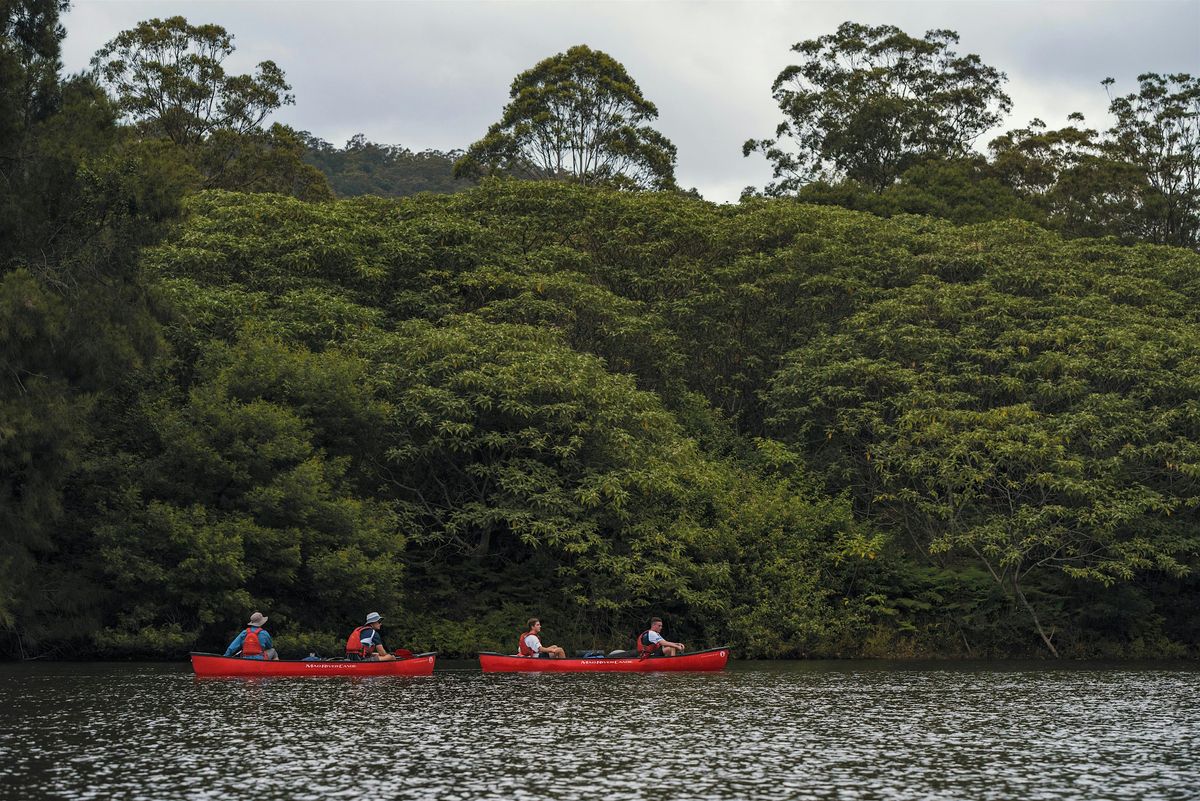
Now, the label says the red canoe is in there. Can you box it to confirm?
[190,652,436,677]
[478,646,730,673]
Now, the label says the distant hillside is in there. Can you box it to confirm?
[302,133,476,197]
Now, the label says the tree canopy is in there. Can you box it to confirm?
[455,44,677,190]
[91,15,330,199]
[3,179,1194,660]
[1104,73,1200,249]
[745,22,1011,194]
[91,16,290,146]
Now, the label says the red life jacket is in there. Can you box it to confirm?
[517,630,538,656]
[242,627,264,657]
[636,630,663,658]
[346,625,371,658]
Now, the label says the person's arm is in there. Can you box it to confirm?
[369,631,397,660]
[649,631,683,650]
[260,630,274,651]
[223,630,246,657]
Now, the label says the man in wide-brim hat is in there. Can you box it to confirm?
[223,611,279,660]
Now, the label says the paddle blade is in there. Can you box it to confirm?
[393,648,414,659]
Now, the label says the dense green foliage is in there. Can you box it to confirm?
[3,8,1197,661]
[765,225,1200,655]
[0,0,173,653]
[9,178,1198,660]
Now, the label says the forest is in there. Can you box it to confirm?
[2,3,1197,659]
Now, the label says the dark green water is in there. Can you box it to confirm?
[0,660,1195,800]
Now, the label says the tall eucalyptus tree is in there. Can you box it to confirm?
[455,45,677,191]
[746,22,1011,194]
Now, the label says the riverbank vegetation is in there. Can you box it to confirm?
[2,2,1197,659]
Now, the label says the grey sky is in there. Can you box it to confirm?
[61,1,1200,203]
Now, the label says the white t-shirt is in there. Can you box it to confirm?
[645,630,664,644]
[523,634,542,654]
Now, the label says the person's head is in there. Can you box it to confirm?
[650,617,663,632]
[248,611,268,628]
[527,617,541,633]
[365,611,383,629]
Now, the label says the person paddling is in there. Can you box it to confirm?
[518,618,566,659]
[224,612,279,660]
[637,617,685,658]
[346,612,397,661]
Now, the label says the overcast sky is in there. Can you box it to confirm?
[61,1,1200,203]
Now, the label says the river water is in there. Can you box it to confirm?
[0,660,1195,801]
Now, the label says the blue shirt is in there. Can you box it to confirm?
[224,627,274,659]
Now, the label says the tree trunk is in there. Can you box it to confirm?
[474,526,492,559]
[1012,578,1059,658]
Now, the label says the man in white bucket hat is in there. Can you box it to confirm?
[345,612,396,661]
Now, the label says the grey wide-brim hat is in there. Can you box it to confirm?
[365,612,383,625]
[248,612,268,627]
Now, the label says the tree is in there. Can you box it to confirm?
[1104,73,1200,249]
[1,0,171,654]
[782,157,1037,227]
[202,123,332,201]
[0,0,66,154]
[989,116,1147,241]
[91,16,330,198]
[454,44,677,190]
[91,16,290,147]
[989,115,1101,199]
[745,22,1011,194]
[140,187,878,657]
[988,74,1200,250]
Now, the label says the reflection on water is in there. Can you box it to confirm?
[0,660,1196,800]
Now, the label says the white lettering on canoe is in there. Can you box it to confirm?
[303,663,361,670]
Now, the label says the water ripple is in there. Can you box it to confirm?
[0,662,1195,800]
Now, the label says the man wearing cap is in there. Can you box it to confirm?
[346,612,396,661]
[223,612,279,660]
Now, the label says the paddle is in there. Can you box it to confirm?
[393,648,414,659]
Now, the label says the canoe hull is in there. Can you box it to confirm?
[478,647,729,673]
[190,652,436,677]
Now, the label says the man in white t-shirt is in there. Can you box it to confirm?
[638,617,685,657]
[518,618,566,658]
